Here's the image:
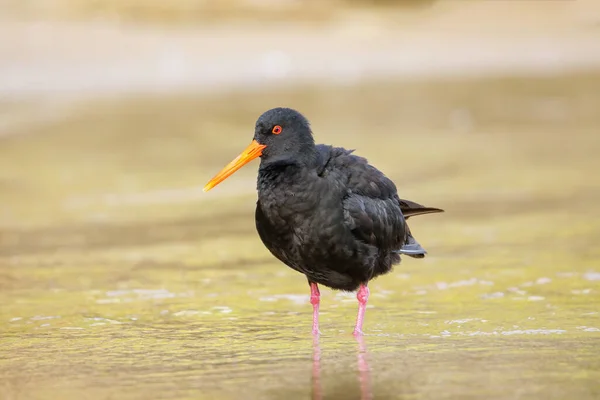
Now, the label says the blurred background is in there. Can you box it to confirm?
[1,1,600,399]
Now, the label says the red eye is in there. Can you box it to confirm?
[272,125,282,135]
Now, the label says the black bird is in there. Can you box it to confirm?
[204,108,443,335]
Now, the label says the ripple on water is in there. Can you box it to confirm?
[259,294,309,305]
[95,288,193,304]
[84,317,121,325]
[481,292,505,299]
[212,306,233,314]
[583,272,600,281]
[572,289,592,294]
[445,318,488,324]
[434,278,495,290]
[30,315,61,321]
[527,296,545,301]
[577,327,600,332]
[172,310,209,317]
[458,329,564,336]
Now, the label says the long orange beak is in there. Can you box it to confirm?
[203,139,267,192]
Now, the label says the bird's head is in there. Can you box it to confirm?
[203,107,315,192]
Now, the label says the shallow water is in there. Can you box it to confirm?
[2,74,600,399]
[2,266,600,399]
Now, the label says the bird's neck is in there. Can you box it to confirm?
[257,149,319,194]
[259,145,319,171]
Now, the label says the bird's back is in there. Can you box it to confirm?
[318,145,443,260]
[318,145,408,276]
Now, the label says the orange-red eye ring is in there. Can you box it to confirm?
[272,125,282,135]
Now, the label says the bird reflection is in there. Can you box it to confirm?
[311,335,372,400]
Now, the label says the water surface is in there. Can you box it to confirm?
[1,74,600,399]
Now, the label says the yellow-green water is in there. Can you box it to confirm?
[1,73,600,399]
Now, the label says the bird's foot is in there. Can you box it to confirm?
[352,328,364,336]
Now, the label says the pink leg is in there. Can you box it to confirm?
[310,282,321,335]
[353,283,370,336]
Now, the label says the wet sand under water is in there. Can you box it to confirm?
[1,73,600,399]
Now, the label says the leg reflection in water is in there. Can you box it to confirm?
[312,335,322,400]
[311,335,372,400]
[355,335,372,400]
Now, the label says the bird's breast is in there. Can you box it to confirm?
[258,186,317,227]
[258,167,324,217]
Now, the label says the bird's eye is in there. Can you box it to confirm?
[272,125,282,135]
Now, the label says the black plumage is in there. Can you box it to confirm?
[204,107,443,335]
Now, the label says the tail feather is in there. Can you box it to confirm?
[397,234,427,259]
[398,198,444,219]
[403,207,444,218]
[395,198,443,259]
